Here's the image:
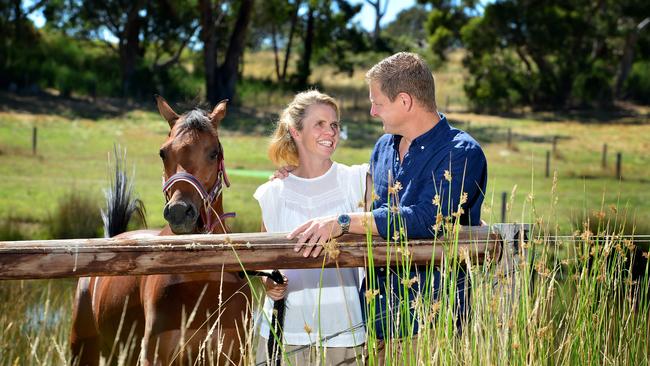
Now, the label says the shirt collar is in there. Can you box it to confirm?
[391,113,450,151]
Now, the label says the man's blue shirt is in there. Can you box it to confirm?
[365,114,487,339]
[370,114,487,238]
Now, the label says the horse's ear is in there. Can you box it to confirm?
[209,99,228,128]
[155,95,180,128]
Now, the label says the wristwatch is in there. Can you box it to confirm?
[337,214,351,235]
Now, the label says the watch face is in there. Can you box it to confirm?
[338,214,351,226]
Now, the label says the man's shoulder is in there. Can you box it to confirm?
[450,128,484,153]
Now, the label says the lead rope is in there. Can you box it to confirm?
[267,270,285,366]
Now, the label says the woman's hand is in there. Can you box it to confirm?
[263,275,288,301]
[288,216,341,258]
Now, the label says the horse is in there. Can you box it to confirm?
[70,96,252,366]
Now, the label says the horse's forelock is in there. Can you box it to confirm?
[177,109,214,133]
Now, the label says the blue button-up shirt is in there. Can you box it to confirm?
[365,114,487,339]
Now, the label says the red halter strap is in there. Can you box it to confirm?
[162,158,235,233]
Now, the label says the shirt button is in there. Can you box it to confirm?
[379,267,384,272]
[420,146,424,150]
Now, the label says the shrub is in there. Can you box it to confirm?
[47,190,102,239]
[624,60,650,104]
[0,215,27,241]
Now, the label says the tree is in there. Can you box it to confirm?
[384,4,429,50]
[43,0,198,98]
[249,0,301,84]
[295,0,365,88]
[615,15,650,98]
[425,0,650,110]
[365,0,388,46]
[0,0,48,89]
[199,0,254,104]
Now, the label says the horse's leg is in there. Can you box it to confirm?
[71,277,100,366]
[140,275,183,366]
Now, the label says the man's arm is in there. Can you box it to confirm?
[372,147,487,239]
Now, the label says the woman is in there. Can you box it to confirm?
[254,90,368,365]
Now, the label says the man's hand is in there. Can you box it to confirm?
[268,165,296,181]
[263,275,288,301]
[288,216,342,258]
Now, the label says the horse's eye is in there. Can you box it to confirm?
[159,149,166,160]
[209,149,219,160]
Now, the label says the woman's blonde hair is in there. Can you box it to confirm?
[268,90,340,166]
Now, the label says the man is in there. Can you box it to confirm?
[289,52,487,359]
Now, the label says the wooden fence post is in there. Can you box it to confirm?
[501,191,507,223]
[32,127,37,155]
[492,223,532,317]
[507,128,512,149]
[616,152,622,180]
[602,143,607,169]
[545,151,550,178]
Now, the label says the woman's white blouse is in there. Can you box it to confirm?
[253,162,368,346]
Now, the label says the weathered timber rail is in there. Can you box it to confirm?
[0,226,504,280]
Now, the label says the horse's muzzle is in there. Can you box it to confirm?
[163,200,199,234]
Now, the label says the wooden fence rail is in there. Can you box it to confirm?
[0,226,507,280]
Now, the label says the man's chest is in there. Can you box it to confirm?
[372,147,448,205]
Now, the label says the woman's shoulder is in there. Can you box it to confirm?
[335,162,369,178]
[253,178,284,200]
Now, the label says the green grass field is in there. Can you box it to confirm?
[1,96,649,237]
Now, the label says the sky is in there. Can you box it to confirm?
[352,0,416,31]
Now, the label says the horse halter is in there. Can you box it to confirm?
[162,158,235,233]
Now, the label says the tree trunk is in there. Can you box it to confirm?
[365,0,386,46]
[215,0,253,103]
[281,0,301,82]
[296,4,314,89]
[119,1,145,97]
[12,0,22,38]
[199,0,218,105]
[615,17,650,98]
[272,21,281,81]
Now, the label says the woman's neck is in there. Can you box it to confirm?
[292,157,333,178]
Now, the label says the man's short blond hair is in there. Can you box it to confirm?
[366,52,437,112]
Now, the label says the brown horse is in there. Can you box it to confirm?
[71,97,252,365]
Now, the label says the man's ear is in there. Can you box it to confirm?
[398,92,413,112]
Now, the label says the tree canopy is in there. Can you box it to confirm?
[1,0,649,109]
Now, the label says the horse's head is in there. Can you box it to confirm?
[156,95,230,234]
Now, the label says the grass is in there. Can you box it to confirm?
[1,102,649,236]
